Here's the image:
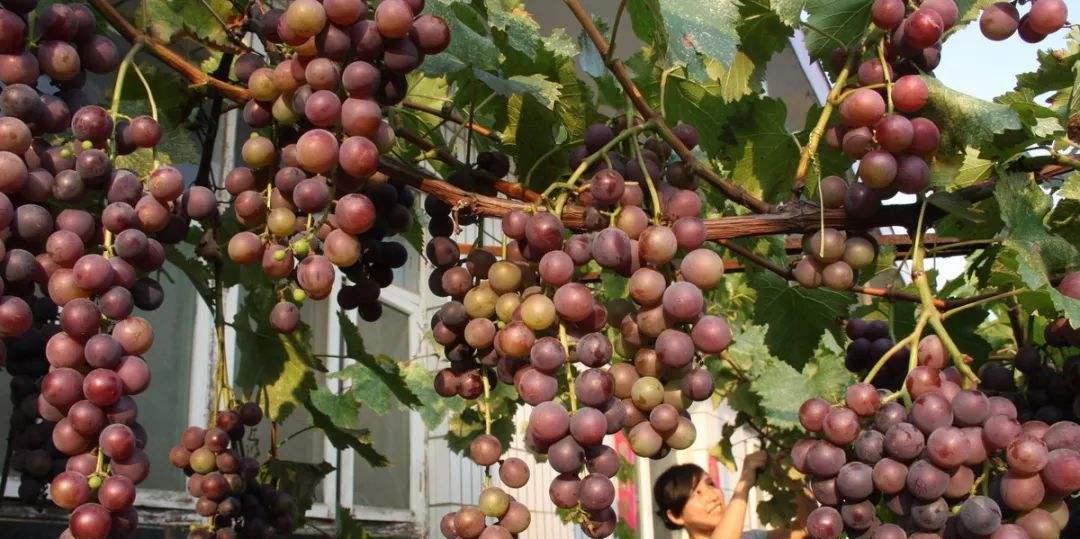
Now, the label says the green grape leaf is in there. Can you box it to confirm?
[710,53,757,103]
[336,312,423,411]
[474,70,561,109]
[748,269,855,369]
[768,0,807,27]
[1015,39,1080,96]
[402,362,459,430]
[423,0,501,75]
[303,394,386,466]
[803,0,873,61]
[503,93,565,191]
[997,89,1065,138]
[136,0,239,46]
[920,76,1024,154]
[994,174,1080,325]
[232,284,321,422]
[260,460,334,524]
[748,331,856,430]
[729,97,801,203]
[1061,172,1080,200]
[739,0,796,65]
[627,0,741,79]
[930,147,994,191]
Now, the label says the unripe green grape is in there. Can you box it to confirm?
[495,293,521,323]
[478,486,511,518]
[488,261,523,294]
[292,289,307,303]
[843,237,876,270]
[630,377,664,412]
[463,284,498,319]
[520,294,557,331]
[291,239,311,257]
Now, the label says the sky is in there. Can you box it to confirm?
[935,1,1078,100]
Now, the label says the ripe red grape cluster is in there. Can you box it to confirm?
[979,0,1069,43]
[425,119,728,537]
[792,223,879,291]
[224,0,449,330]
[440,435,533,539]
[167,403,299,539]
[796,0,964,291]
[0,3,217,538]
[795,371,1080,538]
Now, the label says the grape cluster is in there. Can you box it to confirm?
[793,224,879,291]
[225,0,449,330]
[796,374,1080,538]
[6,323,63,502]
[0,3,210,538]
[440,436,533,539]
[168,403,298,539]
[426,120,727,537]
[796,0,961,291]
[979,0,1069,43]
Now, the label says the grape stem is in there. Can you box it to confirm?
[481,368,493,436]
[561,0,774,214]
[94,447,107,476]
[108,41,145,160]
[549,120,657,217]
[940,289,1024,320]
[861,315,925,385]
[210,258,234,428]
[791,40,859,197]
[605,0,630,61]
[560,324,578,413]
[628,105,664,222]
[877,38,894,113]
[829,83,889,106]
[910,199,981,386]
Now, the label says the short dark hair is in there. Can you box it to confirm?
[653,463,707,530]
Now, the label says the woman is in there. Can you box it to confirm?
[653,451,809,539]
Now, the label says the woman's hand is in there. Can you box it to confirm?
[740,450,769,479]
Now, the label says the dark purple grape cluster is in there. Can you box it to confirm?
[979,0,1069,43]
[796,375,1080,538]
[440,436,533,539]
[225,0,450,330]
[168,403,296,539]
[0,3,121,89]
[841,318,964,393]
[5,323,63,502]
[425,120,725,537]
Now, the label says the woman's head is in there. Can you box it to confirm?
[654,464,726,534]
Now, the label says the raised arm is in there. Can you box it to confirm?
[711,450,769,539]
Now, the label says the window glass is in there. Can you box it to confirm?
[137,263,197,491]
[390,237,420,294]
[350,305,411,509]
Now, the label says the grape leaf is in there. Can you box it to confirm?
[302,394,386,467]
[232,284,322,422]
[627,0,741,80]
[135,0,239,46]
[423,0,501,74]
[803,0,873,61]
[710,53,757,103]
[747,270,854,369]
[503,93,565,191]
[336,312,423,410]
[1062,172,1080,200]
[1015,38,1080,96]
[930,147,994,191]
[402,362,460,430]
[768,0,807,27]
[748,331,855,430]
[997,89,1065,138]
[473,70,561,109]
[739,0,795,65]
[729,97,801,203]
[994,174,1080,325]
[920,76,1023,154]
[260,460,334,524]
[336,507,374,539]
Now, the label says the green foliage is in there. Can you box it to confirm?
[627,0,741,80]
[746,270,855,369]
[802,0,873,61]
[920,76,1024,155]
